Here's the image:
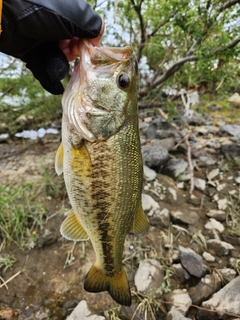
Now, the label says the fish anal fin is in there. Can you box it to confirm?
[131,205,149,234]
[84,264,131,306]
[60,210,89,241]
[55,143,64,175]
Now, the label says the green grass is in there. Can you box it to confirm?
[0,163,65,249]
[0,182,47,249]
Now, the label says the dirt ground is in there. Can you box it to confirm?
[0,130,239,319]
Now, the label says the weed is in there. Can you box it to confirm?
[131,290,167,320]
[0,181,47,248]
[0,253,16,273]
[226,189,240,236]
[104,306,121,320]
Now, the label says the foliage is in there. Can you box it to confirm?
[0,59,62,135]
[0,163,65,249]
[91,0,240,96]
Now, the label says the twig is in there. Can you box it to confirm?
[132,291,240,318]
[0,270,21,289]
[158,108,194,194]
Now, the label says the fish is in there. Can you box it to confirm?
[55,40,149,306]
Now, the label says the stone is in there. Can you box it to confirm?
[217,198,228,210]
[218,268,237,283]
[221,143,240,161]
[188,273,222,305]
[170,210,198,225]
[235,176,240,184]
[179,246,206,278]
[142,193,160,213]
[207,239,234,256]
[198,276,240,320]
[203,251,215,262]
[66,300,105,320]
[199,156,216,166]
[165,289,192,315]
[162,158,189,179]
[134,259,164,293]
[194,178,206,191]
[207,168,219,181]
[206,209,226,222]
[143,165,157,181]
[149,208,170,228]
[142,145,169,170]
[172,263,191,283]
[166,307,192,320]
[168,187,177,201]
[220,124,240,136]
[151,137,175,151]
[204,218,225,233]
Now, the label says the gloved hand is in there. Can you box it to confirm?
[0,0,103,94]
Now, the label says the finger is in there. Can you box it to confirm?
[89,20,105,47]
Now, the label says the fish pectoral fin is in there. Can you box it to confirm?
[60,209,89,241]
[131,205,149,234]
[55,143,64,175]
[84,264,131,306]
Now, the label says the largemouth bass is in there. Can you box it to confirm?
[55,40,149,306]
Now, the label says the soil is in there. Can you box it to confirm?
[0,128,239,319]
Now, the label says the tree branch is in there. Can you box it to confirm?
[218,0,240,12]
[140,55,198,95]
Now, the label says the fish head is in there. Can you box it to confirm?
[62,41,138,141]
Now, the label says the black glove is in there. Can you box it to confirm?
[0,0,102,94]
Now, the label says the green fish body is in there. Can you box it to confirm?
[55,41,149,306]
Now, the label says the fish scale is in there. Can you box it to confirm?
[55,40,149,306]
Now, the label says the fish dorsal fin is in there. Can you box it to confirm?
[60,209,89,241]
[55,143,64,176]
[131,204,149,234]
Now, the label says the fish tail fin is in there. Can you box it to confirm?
[84,263,131,306]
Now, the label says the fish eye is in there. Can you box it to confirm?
[117,73,130,89]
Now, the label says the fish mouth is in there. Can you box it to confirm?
[81,40,133,66]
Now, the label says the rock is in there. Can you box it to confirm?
[162,158,188,179]
[143,165,157,181]
[219,268,237,283]
[220,124,240,137]
[166,307,192,320]
[207,239,234,256]
[235,176,240,184]
[142,145,169,170]
[188,273,222,305]
[217,198,228,210]
[185,111,206,126]
[143,122,158,139]
[206,209,226,222]
[199,156,216,166]
[194,178,206,191]
[66,300,105,320]
[198,276,240,320]
[228,92,240,105]
[134,259,164,293]
[149,208,170,228]
[170,210,198,225]
[168,187,177,201]
[179,246,206,278]
[165,289,192,315]
[172,263,191,283]
[203,251,215,262]
[151,137,175,151]
[221,143,240,161]
[142,193,160,214]
[207,168,219,181]
[0,309,16,320]
[204,218,225,233]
